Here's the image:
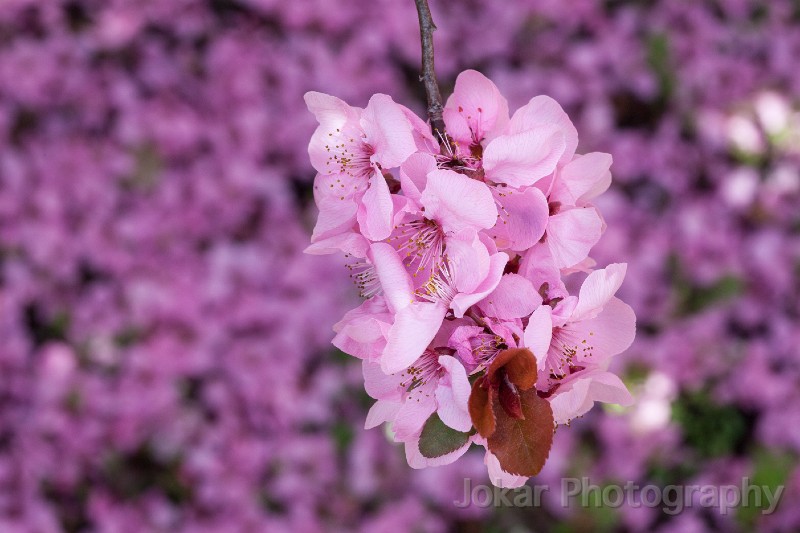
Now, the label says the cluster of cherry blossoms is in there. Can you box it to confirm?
[305,70,636,486]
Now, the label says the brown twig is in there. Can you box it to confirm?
[466,309,490,331]
[413,0,451,153]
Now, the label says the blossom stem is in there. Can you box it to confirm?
[466,308,490,331]
[412,0,451,153]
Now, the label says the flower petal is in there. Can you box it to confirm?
[363,360,403,400]
[552,152,613,205]
[361,93,417,168]
[572,263,628,321]
[357,171,394,241]
[483,127,566,188]
[370,242,414,313]
[489,186,549,251]
[546,207,604,269]
[444,230,491,294]
[305,231,369,256]
[567,297,636,362]
[549,378,591,425]
[509,95,578,164]
[484,448,529,488]
[524,305,553,371]
[399,103,439,152]
[443,69,510,145]
[518,244,568,301]
[394,389,437,440]
[399,152,437,202]
[333,298,391,360]
[382,302,448,374]
[436,356,473,432]
[365,400,401,429]
[305,91,361,126]
[447,325,486,369]
[478,273,541,319]
[450,252,508,317]
[549,371,633,424]
[587,371,634,407]
[310,197,358,243]
[421,169,498,232]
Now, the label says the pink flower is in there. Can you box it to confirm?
[389,161,504,284]
[305,92,417,242]
[363,352,474,466]
[371,239,507,374]
[442,71,569,189]
[481,93,580,188]
[536,152,613,268]
[332,296,393,362]
[524,264,636,423]
[443,69,510,149]
[446,315,524,375]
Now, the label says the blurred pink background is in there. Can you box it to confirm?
[0,1,799,531]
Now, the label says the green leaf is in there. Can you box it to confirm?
[646,32,675,100]
[737,449,794,527]
[672,390,749,457]
[668,255,744,316]
[418,413,471,458]
[331,422,354,454]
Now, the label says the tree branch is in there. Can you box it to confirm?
[413,0,450,152]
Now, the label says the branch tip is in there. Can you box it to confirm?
[412,0,451,153]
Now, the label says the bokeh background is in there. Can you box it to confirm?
[1,0,799,531]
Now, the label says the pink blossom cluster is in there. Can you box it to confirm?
[305,70,636,486]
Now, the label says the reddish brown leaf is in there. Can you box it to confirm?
[498,374,524,419]
[504,348,537,390]
[486,348,519,382]
[468,376,496,438]
[486,348,538,391]
[487,388,554,477]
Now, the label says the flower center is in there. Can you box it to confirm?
[391,218,446,277]
[344,255,381,299]
[399,349,443,396]
[324,128,374,197]
[416,258,458,305]
[545,326,592,380]
[467,332,505,373]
